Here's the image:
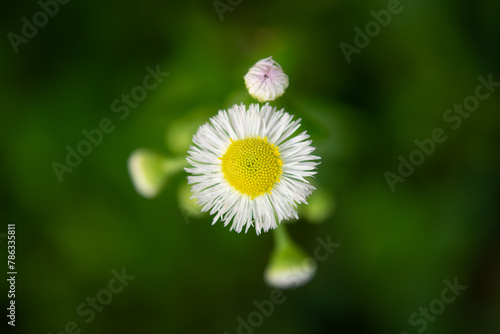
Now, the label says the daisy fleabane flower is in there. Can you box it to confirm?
[185,103,320,235]
[244,57,289,102]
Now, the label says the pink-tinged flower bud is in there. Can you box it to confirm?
[244,57,289,102]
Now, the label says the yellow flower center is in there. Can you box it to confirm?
[220,137,283,199]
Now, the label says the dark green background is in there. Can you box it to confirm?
[1,0,499,333]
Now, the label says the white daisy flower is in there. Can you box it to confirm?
[185,103,320,235]
[244,57,289,102]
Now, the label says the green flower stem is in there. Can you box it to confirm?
[272,224,293,251]
[163,157,189,176]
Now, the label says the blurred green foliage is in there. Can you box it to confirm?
[1,0,499,333]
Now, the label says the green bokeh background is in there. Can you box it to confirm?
[1,0,499,333]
